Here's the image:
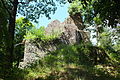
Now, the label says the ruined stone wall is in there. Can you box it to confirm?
[19,16,90,68]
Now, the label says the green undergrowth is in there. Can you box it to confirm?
[12,64,120,80]
[24,26,60,42]
[12,43,120,80]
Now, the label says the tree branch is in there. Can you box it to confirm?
[14,40,26,47]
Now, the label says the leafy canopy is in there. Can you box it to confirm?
[93,0,120,27]
[68,0,120,27]
[17,0,68,22]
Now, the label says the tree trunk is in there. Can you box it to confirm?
[4,0,18,79]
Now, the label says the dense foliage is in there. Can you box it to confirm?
[14,17,35,67]
[69,0,120,27]
[24,26,60,41]
[93,0,120,27]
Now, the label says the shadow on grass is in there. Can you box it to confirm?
[36,66,120,80]
[64,67,120,80]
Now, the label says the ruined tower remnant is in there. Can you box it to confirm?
[19,14,90,68]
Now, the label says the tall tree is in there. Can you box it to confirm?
[0,0,67,79]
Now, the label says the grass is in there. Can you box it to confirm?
[13,63,120,80]
[10,44,120,80]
